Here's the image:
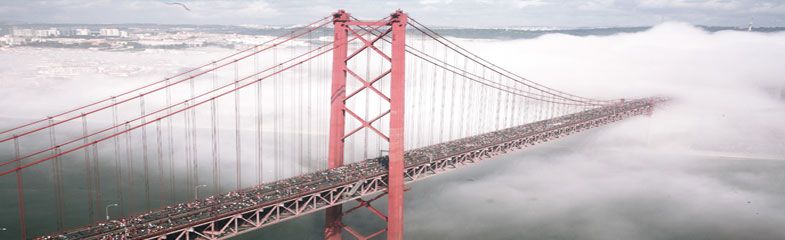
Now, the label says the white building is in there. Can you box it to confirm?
[12,28,59,37]
[0,35,26,46]
[74,28,91,36]
[34,28,60,37]
[11,28,35,37]
[99,28,121,37]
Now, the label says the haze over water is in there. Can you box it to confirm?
[1,23,785,239]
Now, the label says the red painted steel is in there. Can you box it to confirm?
[5,10,660,240]
[0,40,339,177]
[0,18,331,144]
[37,98,660,240]
[324,10,407,240]
[387,10,408,240]
[0,21,334,171]
[326,9,350,240]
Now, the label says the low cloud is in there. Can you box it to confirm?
[0,21,784,239]
[638,0,744,10]
[515,0,549,9]
[397,22,785,239]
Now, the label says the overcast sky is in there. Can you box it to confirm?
[1,0,784,27]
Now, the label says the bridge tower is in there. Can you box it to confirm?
[325,10,408,240]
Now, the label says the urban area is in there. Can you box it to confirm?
[0,24,282,50]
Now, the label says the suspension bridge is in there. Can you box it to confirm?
[0,10,665,240]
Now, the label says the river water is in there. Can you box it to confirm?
[2,24,785,239]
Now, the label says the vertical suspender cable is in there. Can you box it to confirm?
[211,63,220,194]
[190,79,199,190]
[466,60,476,136]
[415,32,425,147]
[184,101,192,191]
[14,135,27,240]
[81,114,95,222]
[363,38,370,161]
[428,38,438,145]
[298,46,304,174]
[455,57,465,138]
[255,47,264,185]
[234,61,243,190]
[494,72,503,132]
[377,39,384,156]
[211,98,220,194]
[538,93,544,122]
[140,95,150,210]
[300,45,306,174]
[56,144,64,230]
[273,47,280,180]
[165,80,175,203]
[289,45,296,174]
[363,38,369,162]
[234,61,242,190]
[92,142,101,206]
[306,31,313,171]
[513,81,520,126]
[438,46,448,143]
[156,120,164,207]
[92,139,102,217]
[460,60,470,133]
[448,52,457,141]
[49,117,64,230]
[111,98,124,214]
[550,96,555,120]
[478,67,487,134]
[124,123,133,214]
[506,80,515,128]
[550,95,556,120]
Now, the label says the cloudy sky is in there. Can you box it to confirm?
[1,0,784,27]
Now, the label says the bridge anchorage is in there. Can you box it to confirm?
[0,9,667,240]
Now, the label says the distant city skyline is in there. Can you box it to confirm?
[1,0,784,27]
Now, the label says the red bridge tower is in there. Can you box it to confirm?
[325,10,408,240]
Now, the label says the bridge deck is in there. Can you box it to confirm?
[39,98,662,240]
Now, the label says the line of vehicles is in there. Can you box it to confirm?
[40,97,664,240]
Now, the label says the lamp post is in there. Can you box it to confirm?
[194,184,207,200]
[105,203,119,220]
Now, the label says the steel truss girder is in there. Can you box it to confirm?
[142,177,390,240]
[133,105,653,240]
[39,103,656,240]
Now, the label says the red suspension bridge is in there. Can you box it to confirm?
[0,10,665,240]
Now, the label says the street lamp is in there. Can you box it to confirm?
[105,203,119,220]
[194,184,208,200]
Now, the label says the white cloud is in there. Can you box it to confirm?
[1,19,785,239]
[749,2,785,14]
[419,0,454,5]
[577,0,616,10]
[1,0,785,26]
[402,22,785,239]
[515,0,549,8]
[637,0,743,10]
